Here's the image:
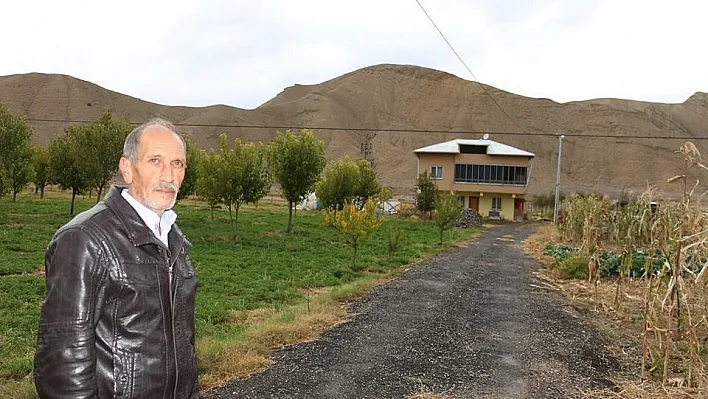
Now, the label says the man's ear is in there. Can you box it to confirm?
[119,157,133,184]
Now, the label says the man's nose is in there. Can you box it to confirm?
[161,163,174,183]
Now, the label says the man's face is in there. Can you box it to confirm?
[119,127,186,215]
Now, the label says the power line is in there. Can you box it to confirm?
[413,0,526,132]
[25,117,707,140]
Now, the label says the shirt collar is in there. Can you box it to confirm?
[120,188,177,242]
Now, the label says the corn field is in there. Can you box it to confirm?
[557,142,708,389]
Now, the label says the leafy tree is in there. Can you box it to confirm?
[216,134,271,241]
[0,104,34,200]
[416,170,437,218]
[434,191,463,245]
[177,135,202,201]
[356,158,380,208]
[316,157,382,214]
[30,145,50,198]
[76,112,132,202]
[49,126,90,214]
[195,149,222,220]
[316,157,361,211]
[269,129,326,232]
[331,199,381,269]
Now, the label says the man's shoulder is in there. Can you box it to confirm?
[54,202,116,239]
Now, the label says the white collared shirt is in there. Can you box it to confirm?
[121,188,177,247]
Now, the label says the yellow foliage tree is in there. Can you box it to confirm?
[331,199,382,268]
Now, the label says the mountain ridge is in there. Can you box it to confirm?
[1,64,706,199]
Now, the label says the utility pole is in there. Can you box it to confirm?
[360,131,377,168]
[553,134,565,224]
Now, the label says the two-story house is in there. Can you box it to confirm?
[414,139,535,221]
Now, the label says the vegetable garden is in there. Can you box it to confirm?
[536,142,708,396]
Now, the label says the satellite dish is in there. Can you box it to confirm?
[482,133,489,140]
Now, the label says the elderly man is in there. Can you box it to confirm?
[34,118,199,398]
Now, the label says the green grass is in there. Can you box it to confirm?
[0,189,480,395]
[0,194,98,275]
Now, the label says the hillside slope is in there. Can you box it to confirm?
[1,64,706,198]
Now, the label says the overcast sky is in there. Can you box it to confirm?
[3,0,706,109]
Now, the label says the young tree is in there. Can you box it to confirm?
[177,135,202,201]
[356,158,380,209]
[195,149,222,220]
[217,134,271,241]
[316,156,361,211]
[76,112,132,202]
[49,126,90,214]
[269,129,326,232]
[30,145,51,198]
[416,170,437,218]
[434,191,463,245]
[0,104,34,200]
[332,199,382,269]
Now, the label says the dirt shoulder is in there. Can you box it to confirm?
[204,223,620,398]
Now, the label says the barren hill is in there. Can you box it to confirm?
[1,64,707,199]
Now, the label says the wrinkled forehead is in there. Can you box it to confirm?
[138,127,186,157]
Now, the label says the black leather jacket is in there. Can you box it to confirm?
[34,185,199,398]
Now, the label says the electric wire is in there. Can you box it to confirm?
[413,0,526,132]
[24,117,706,140]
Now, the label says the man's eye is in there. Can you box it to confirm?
[173,161,185,168]
[149,158,160,164]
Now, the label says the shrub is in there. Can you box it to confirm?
[396,203,417,218]
[555,253,590,279]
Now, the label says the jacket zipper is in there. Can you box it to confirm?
[168,245,182,399]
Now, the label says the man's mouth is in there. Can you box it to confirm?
[154,184,178,194]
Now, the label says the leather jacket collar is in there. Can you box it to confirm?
[104,185,189,255]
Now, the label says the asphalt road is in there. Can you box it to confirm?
[204,223,618,399]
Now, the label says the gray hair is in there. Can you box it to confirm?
[123,117,185,163]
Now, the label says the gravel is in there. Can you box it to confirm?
[204,223,619,399]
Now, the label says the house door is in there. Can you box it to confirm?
[469,196,479,212]
[514,198,525,219]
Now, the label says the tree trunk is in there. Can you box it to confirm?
[96,184,104,203]
[228,202,235,241]
[71,188,77,215]
[13,189,17,201]
[286,200,294,232]
[40,185,45,199]
[233,204,241,241]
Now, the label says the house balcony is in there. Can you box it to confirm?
[451,181,529,196]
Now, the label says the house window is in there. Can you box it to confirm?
[430,166,443,179]
[458,195,465,207]
[453,164,528,185]
[492,197,502,210]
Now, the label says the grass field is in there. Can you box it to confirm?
[0,188,480,397]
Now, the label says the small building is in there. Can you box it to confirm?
[414,138,535,221]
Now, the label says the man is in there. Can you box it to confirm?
[34,118,199,398]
